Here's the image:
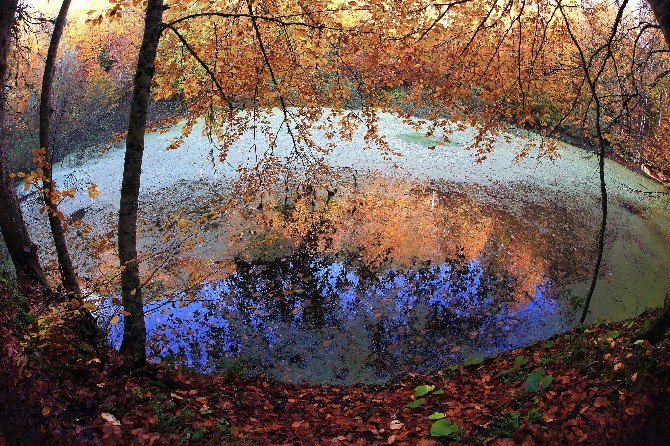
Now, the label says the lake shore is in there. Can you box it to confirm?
[2,281,668,445]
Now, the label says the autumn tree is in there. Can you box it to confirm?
[337,0,669,327]
[0,0,50,290]
[106,0,670,362]
[115,0,346,367]
[39,0,81,298]
[635,0,670,342]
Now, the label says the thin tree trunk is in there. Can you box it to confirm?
[40,0,80,298]
[118,0,164,368]
[562,0,623,325]
[0,0,50,290]
[579,138,608,324]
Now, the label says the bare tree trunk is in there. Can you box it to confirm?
[641,0,670,340]
[579,137,608,324]
[118,0,164,368]
[40,0,80,298]
[634,294,670,344]
[0,0,50,290]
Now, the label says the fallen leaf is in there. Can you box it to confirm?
[390,420,404,430]
[101,413,121,426]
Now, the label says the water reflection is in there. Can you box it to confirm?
[109,254,567,384]
[108,176,585,384]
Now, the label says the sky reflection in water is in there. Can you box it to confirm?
[109,253,568,384]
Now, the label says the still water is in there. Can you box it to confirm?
[107,177,612,384]
[77,113,670,384]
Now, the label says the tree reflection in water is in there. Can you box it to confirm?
[108,176,586,384]
[109,245,568,384]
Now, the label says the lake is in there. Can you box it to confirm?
[29,110,670,384]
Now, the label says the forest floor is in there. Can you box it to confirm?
[1,282,669,446]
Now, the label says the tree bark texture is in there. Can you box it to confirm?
[647,0,670,48]
[118,0,164,368]
[0,0,50,289]
[640,0,670,339]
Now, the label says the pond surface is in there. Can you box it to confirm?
[108,179,585,383]
[112,257,566,384]
[36,111,670,384]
